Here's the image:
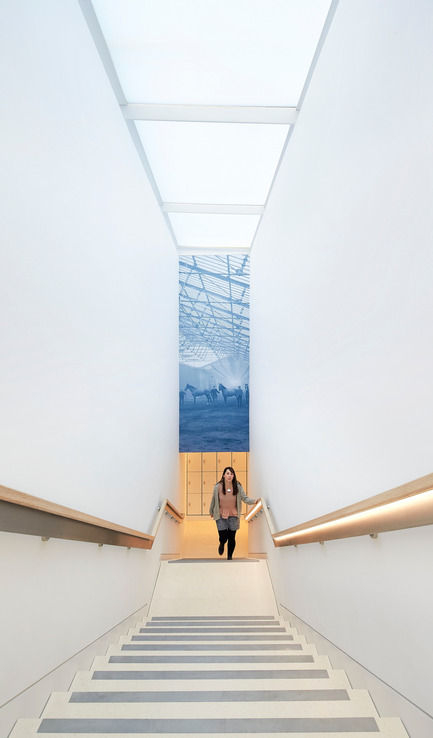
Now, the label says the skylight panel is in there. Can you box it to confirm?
[92,0,333,106]
[83,1,336,252]
[135,121,289,205]
[169,213,261,249]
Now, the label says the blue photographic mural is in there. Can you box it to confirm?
[179,255,249,452]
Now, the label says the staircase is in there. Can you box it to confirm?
[10,559,409,737]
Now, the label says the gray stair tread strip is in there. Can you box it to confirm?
[168,558,260,563]
[92,669,329,680]
[122,643,302,651]
[131,635,293,641]
[151,616,276,620]
[146,619,280,629]
[140,627,286,633]
[70,689,350,703]
[146,621,279,627]
[109,655,314,663]
[38,716,380,733]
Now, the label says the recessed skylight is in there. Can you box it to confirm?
[92,0,333,106]
[168,213,261,249]
[135,121,290,205]
[81,0,335,250]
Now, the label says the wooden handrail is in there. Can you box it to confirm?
[247,472,433,546]
[0,484,184,549]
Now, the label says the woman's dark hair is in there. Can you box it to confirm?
[220,467,238,495]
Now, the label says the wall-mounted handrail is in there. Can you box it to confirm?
[0,484,184,550]
[150,498,184,539]
[247,472,433,546]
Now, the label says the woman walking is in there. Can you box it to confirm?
[209,467,258,560]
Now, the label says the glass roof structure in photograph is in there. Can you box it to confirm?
[179,255,249,368]
[79,0,337,253]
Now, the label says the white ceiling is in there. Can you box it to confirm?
[79,0,337,253]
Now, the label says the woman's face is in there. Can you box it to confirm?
[224,469,234,484]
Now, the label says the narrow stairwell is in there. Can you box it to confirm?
[10,559,409,737]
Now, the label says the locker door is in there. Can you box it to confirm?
[203,471,218,496]
[217,452,232,473]
[187,453,202,472]
[187,494,202,516]
[187,471,202,495]
[232,452,247,471]
[202,452,217,471]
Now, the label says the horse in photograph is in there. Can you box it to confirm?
[218,383,243,406]
[184,383,212,405]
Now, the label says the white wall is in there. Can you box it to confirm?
[0,513,182,736]
[250,0,433,728]
[0,0,179,529]
[0,1,180,732]
[249,519,433,736]
[274,528,433,714]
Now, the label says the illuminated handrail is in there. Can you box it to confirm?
[0,484,184,549]
[246,472,433,546]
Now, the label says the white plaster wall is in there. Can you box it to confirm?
[249,518,433,734]
[0,0,180,732]
[0,513,181,736]
[0,0,180,528]
[250,0,433,726]
[251,0,433,525]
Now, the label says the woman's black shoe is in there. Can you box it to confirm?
[218,543,224,555]
[227,555,233,560]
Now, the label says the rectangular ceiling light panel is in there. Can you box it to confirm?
[92,0,333,106]
[169,213,261,249]
[135,121,289,204]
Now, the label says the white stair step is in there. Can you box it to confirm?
[117,620,299,632]
[124,628,296,638]
[9,715,409,737]
[131,621,289,630]
[132,618,287,628]
[41,687,378,719]
[69,668,352,692]
[118,629,306,645]
[374,717,410,737]
[106,641,319,658]
[51,687,360,706]
[130,618,292,628]
[142,615,282,622]
[89,654,332,671]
